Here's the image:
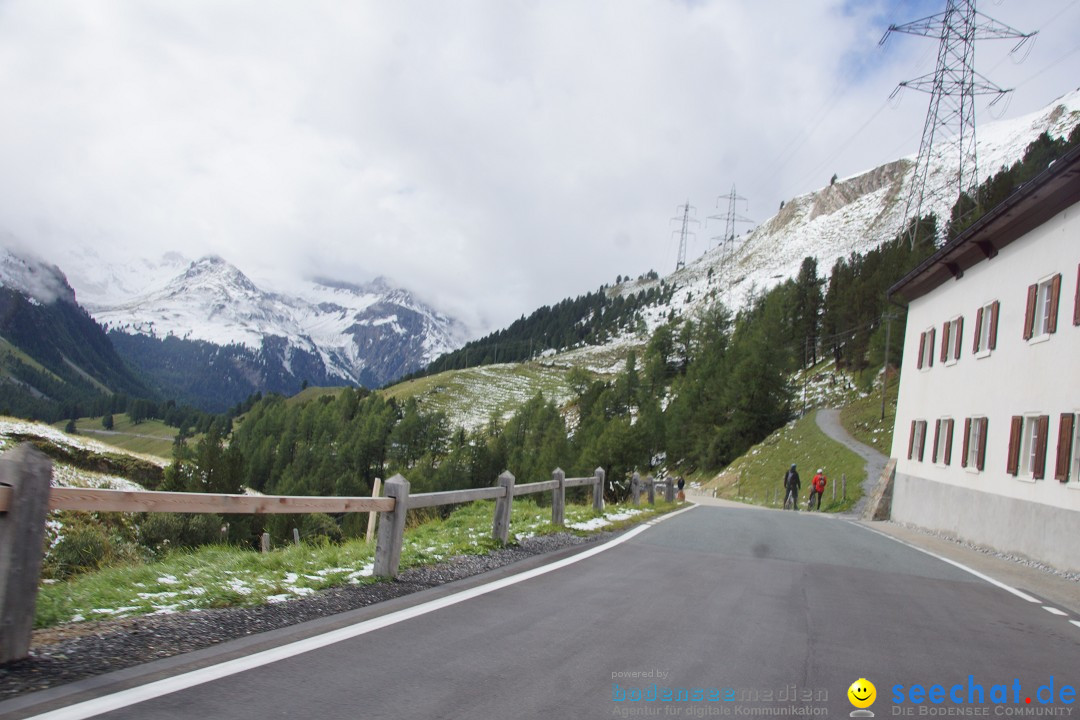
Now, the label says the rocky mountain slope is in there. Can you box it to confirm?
[624,88,1080,329]
[398,89,1080,430]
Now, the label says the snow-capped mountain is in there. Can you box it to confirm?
[620,88,1080,330]
[0,248,76,306]
[81,254,469,395]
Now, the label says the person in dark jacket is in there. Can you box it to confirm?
[783,463,801,510]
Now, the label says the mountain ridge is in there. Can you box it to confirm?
[69,253,469,408]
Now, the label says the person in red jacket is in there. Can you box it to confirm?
[808,469,827,511]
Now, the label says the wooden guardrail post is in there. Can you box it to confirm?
[365,477,382,545]
[631,472,641,506]
[552,468,565,527]
[492,471,515,545]
[593,467,605,511]
[664,478,675,503]
[374,474,410,579]
[0,445,52,664]
[646,474,655,505]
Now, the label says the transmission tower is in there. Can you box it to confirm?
[881,0,1035,247]
[670,200,699,271]
[707,184,753,270]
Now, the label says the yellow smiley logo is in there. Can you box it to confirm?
[848,678,877,709]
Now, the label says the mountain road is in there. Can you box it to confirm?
[8,503,1080,720]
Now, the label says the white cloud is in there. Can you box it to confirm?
[0,0,1076,335]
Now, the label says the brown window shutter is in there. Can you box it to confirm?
[1046,274,1061,334]
[989,301,999,350]
[928,327,936,367]
[917,332,925,369]
[1033,415,1050,480]
[932,419,941,463]
[972,307,983,353]
[1007,416,1023,475]
[918,421,927,462]
[961,418,971,468]
[1056,413,1075,482]
[1023,283,1037,340]
[940,322,950,363]
[944,419,954,465]
[954,316,963,360]
[908,420,916,460]
[977,418,988,471]
[1074,264,1080,326]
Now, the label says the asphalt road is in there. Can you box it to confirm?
[11,505,1080,719]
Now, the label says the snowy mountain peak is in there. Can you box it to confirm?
[76,253,469,390]
[0,247,76,305]
[169,255,262,299]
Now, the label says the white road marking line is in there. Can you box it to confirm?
[646,503,698,525]
[1070,620,1080,630]
[1042,606,1068,616]
[25,518,669,720]
[853,523,1041,604]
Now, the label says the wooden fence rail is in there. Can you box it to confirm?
[0,486,396,515]
[0,443,610,663]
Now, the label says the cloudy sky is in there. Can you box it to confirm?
[0,1,1077,335]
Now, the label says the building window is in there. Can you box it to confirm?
[962,417,988,472]
[917,328,936,370]
[972,301,999,356]
[932,418,954,465]
[1023,275,1061,341]
[941,317,963,364]
[908,420,927,462]
[1056,413,1077,483]
[1008,414,1049,479]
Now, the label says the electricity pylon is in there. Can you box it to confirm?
[881,0,1035,247]
[707,184,753,270]
[670,200,699,271]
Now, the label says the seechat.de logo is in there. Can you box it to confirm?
[848,678,877,717]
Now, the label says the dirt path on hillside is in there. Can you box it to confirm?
[815,408,888,517]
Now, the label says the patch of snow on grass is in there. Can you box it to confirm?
[568,517,611,531]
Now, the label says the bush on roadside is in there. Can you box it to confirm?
[138,512,225,553]
[300,513,343,544]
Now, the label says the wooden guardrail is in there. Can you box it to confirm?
[0,442,609,663]
[0,486,395,515]
[630,471,676,505]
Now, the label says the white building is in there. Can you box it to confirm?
[888,145,1080,573]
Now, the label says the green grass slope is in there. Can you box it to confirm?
[53,416,178,460]
[700,409,866,512]
[694,362,899,513]
[383,362,583,429]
